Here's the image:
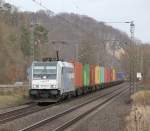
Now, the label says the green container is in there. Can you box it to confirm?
[82,64,90,87]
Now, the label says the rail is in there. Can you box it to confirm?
[20,85,129,131]
[0,84,29,88]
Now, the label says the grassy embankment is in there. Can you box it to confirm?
[0,87,29,109]
[125,81,150,131]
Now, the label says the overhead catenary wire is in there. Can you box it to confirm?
[32,0,134,70]
[4,0,26,11]
[72,0,81,13]
[32,0,107,61]
[32,0,99,35]
[32,0,134,47]
[32,1,100,61]
[32,0,54,15]
[32,1,134,46]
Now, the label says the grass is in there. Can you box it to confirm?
[137,81,150,90]
[0,87,29,109]
[124,82,150,131]
[131,90,150,105]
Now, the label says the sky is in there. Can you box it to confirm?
[5,0,150,43]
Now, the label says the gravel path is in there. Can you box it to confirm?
[0,83,127,131]
[65,85,131,131]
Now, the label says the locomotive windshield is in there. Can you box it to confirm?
[33,62,57,80]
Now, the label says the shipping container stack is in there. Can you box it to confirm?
[90,65,95,88]
[100,66,105,88]
[95,65,100,88]
[83,64,90,89]
[71,60,123,94]
[71,61,83,89]
[117,72,125,80]
[104,67,107,83]
[112,68,116,81]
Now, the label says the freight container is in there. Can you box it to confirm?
[110,68,113,81]
[83,64,90,87]
[71,61,83,88]
[117,72,125,80]
[107,67,110,82]
[90,65,95,86]
[104,66,108,83]
[112,68,116,81]
[108,67,111,82]
[95,65,100,85]
[100,66,104,83]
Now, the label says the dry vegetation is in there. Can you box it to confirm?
[0,87,28,108]
[125,83,150,131]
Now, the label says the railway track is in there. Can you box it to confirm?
[0,83,126,127]
[20,85,129,131]
[0,103,54,124]
[0,83,125,125]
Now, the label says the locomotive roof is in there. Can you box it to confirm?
[32,61,73,68]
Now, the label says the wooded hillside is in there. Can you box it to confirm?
[0,7,148,83]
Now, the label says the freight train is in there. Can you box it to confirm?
[29,60,125,102]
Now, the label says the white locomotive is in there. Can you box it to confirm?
[29,61,75,102]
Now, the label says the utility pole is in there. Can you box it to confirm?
[104,21,135,96]
[129,21,135,94]
[124,21,135,95]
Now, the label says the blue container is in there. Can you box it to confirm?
[117,72,125,80]
[100,66,104,83]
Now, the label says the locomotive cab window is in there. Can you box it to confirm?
[33,62,57,80]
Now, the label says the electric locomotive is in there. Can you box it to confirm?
[29,60,75,102]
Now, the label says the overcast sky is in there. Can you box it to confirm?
[5,0,150,43]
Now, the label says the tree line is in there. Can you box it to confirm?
[0,8,149,83]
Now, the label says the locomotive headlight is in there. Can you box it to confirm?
[33,85,36,88]
[51,85,56,88]
[33,85,39,89]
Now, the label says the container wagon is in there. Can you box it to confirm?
[29,60,125,103]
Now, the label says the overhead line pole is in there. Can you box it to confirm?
[104,21,135,96]
[130,21,135,94]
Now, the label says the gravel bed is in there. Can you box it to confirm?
[0,83,127,131]
[0,105,30,114]
[65,86,131,131]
